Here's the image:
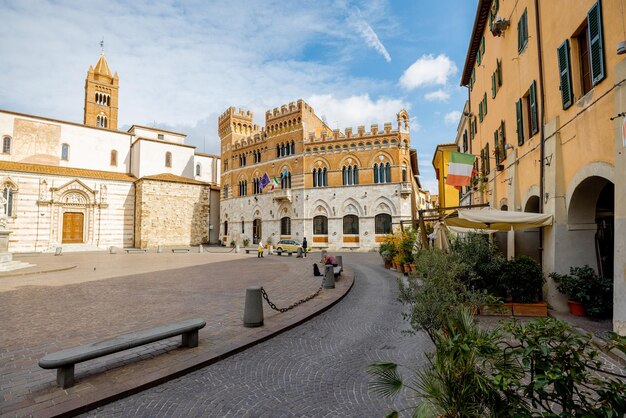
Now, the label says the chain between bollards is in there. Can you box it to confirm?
[260,277,325,313]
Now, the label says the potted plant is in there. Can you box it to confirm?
[265,236,273,249]
[501,256,547,317]
[242,237,250,247]
[230,239,236,248]
[378,241,395,269]
[550,266,613,318]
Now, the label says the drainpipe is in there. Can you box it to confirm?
[534,0,546,263]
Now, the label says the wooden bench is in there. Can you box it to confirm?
[171,248,190,253]
[124,248,147,254]
[38,318,206,389]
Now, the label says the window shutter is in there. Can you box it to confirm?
[491,73,496,98]
[494,130,500,165]
[517,17,523,51]
[500,120,506,158]
[485,143,490,174]
[587,1,605,85]
[481,36,485,55]
[497,59,502,86]
[489,10,493,31]
[479,102,483,122]
[557,40,573,109]
[483,93,488,116]
[516,99,524,146]
[529,80,538,135]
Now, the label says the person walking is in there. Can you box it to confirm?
[257,242,264,258]
[302,237,308,258]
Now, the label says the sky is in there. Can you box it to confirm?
[0,0,477,193]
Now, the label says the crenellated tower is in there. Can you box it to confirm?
[84,53,119,130]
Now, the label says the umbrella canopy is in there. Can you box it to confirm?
[444,208,552,231]
[432,222,451,253]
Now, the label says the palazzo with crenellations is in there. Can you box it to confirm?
[218,100,421,251]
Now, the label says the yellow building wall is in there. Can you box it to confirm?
[433,145,459,209]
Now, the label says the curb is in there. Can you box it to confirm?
[0,264,77,279]
[32,271,356,418]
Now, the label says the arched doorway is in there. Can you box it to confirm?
[566,176,614,278]
[253,219,262,245]
[515,195,541,263]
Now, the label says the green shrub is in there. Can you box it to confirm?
[453,234,507,299]
[550,265,613,318]
[500,256,545,303]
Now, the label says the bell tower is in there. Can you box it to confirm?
[84,53,119,130]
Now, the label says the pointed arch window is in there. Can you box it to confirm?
[281,171,291,189]
[165,151,172,168]
[313,215,328,235]
[343,215,359,234]
[353,165,359,185]
[2,136,11,154]
[224,220,229,235]
[110,150,118,166]
[375,213,392,234]
[280,217,291,235]
[290,141,295,155]
[385,162,391,182]
[196,163,201,176]
[402,164,407,182]
[2,182,16,217]
[61,143,70,161]
[373,163,379,183]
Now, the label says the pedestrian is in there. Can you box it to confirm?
[302,237,308,257]
[323,253,337,267]
[257,241,264,258]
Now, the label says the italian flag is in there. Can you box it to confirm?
[446,152,475,187]
[270,177,279,190]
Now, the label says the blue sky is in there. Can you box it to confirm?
[0,0,477,193]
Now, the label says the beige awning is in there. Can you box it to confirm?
[444,208,553,231]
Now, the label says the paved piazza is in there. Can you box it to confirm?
[86,253,431,417]
[0,250,354,417]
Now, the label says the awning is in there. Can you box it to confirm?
[444,208,553,231]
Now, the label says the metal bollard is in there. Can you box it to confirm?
[321,250,327,263]
[336,255,343,271]
[235,244,240,253]
[323,265,335,289]
[243,286,264,327]
[269,245,273,255]
[198,245,204,253]
[296,247,303,258]
[55,247,62,256]
[157,245,163,253]
[109,246,116,254]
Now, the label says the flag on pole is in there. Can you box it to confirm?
[446,152,475,187]
[271,177,279,190]
[281,166,289,179]
[259,173,270,190]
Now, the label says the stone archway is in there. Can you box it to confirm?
[515,195,541,263]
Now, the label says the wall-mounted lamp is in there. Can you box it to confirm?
[543,154,553,166]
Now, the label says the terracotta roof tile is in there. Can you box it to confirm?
[0,161,136,182]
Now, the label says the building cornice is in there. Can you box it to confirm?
[460,0,492,87]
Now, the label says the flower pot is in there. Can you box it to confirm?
[567,300,585,317]
[512,302,548,317]
[409,263,416,272]
[403,264,410,274]
[384,260,392,269]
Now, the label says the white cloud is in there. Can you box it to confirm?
[307,94,408,130]
[400,54,458,90]
[444,110,462,125]
[409,116,421,132]
[347,9,391,62]
[424,90,450,102]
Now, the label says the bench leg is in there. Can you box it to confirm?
[57,365,75,389]
[181,330,199,348]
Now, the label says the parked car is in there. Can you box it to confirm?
[275,239,302,254]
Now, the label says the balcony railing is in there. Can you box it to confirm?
[273,189,292,202]
[400,182,412,196]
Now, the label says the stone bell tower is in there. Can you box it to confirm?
[83,53,119,130]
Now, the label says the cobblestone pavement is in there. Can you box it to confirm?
[0,251,352,417]
[86,253,432,417]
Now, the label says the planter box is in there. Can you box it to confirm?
[480,303,513,316]
[512,302,548,317]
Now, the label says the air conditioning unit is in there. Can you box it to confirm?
[491,17,510,37]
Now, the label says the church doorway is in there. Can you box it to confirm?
[62,212,84,243]
[253,219,262,244]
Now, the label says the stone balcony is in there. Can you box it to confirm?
[273,189,292,202]
[400,182,412,196]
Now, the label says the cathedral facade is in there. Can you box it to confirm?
[0,54,220,252]
[218,100,419,251]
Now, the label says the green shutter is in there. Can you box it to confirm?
[517,16,523,51]
[516,98,524,145]
[518,9,528,52]
[485,143,490,174]
[491,73,496,98]
[500,120,506,159]
[529,80,538,135]
[493,0,499,14]
[494,130,500,165]
[481,36,485,54]
[484,93,488,116]
[557,40,573,109]
[497,59,502,86]
[479,101,483,122]
[587,1,605,85]
[489,10,493,31]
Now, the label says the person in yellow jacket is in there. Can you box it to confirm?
[257,242,264,258]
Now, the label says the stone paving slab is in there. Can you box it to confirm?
[0,251,353,417]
